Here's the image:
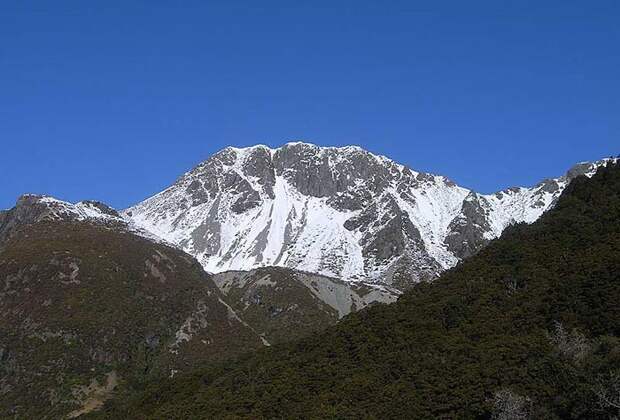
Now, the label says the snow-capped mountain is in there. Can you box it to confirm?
[0,194,155,247]
[125,142,615,289]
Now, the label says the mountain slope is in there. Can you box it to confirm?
[100,162,620,419]
[1,194,398,417]
[0,217,263,418]
[126,142,616,289]
[213,267,398,344]
[0,194,126,247]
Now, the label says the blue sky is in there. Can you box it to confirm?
[1,1,618,210]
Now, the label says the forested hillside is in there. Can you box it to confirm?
[0,222,263,418]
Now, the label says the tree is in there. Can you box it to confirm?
[491,389,533,420]
[594,372,620,413]
[547,321,591,363]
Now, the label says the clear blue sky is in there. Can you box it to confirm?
[1,1,618,210]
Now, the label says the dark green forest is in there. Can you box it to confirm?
[97,163,620,419]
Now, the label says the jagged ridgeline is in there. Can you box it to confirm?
[126,143,616,290]
[97,163,620,419]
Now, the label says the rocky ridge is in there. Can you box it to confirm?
[126,142,617,289]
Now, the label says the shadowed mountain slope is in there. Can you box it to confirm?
[0,220,263,418]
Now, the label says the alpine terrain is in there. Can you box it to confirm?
[1,146,617,418]
[126,142,616,289]
[96,158,620,419]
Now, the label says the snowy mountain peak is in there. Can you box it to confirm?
[0,194,159,248]
[11,194,121,223]
[126,145,617,290]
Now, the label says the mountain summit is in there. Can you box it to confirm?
[125,142,615,289]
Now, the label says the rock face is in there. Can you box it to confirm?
[213,267,398,344]
[126,142,617,289]
[0,219,263,418]
[0,194,163,251]
[0,195,125,247]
